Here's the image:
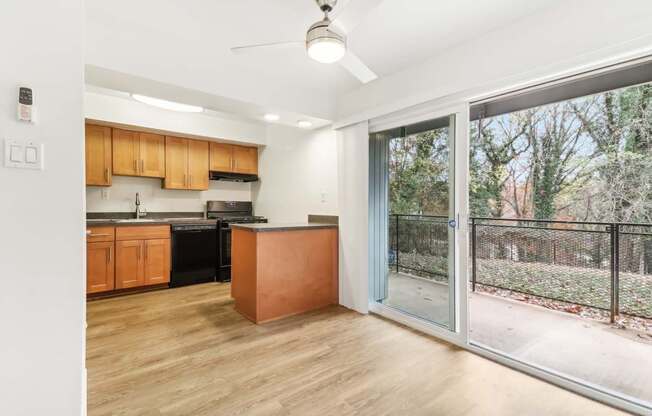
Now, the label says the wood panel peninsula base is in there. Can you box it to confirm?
[231,223,338,324]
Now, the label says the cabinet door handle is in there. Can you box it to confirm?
[105,168,110,182]
[189,174,193,187]
[137,245,141,261]
[184,174,187,187]
[90,233,111,237]
[134,159,138,172]
[140,160,144,173]
[107,247,112,264]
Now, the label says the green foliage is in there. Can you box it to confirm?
[388,82,652,223]
[389,128,449,215]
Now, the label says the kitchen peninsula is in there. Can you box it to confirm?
[230,223,338,323]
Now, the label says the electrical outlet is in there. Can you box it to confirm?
[101,189,110,200]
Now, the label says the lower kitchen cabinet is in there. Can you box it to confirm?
[116,238,171,289]
[87,242,115,293]
[87,225,171,295]
[115,240,145,289]
[144,239,171,285]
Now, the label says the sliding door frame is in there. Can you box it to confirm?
[369,102,470,347]
[366,96,651,415]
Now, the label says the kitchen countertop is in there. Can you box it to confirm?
[86,218,218,227]
[231,223,337,232]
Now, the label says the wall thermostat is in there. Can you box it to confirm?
[17,87,36,123]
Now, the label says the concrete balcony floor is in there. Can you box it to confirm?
[385,272,652,406]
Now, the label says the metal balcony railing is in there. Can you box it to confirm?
[388,214,652,322]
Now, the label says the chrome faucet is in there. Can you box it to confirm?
[135,192,144,219]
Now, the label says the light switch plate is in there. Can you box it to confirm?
[4,139,44,170]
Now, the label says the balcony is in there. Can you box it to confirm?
[386,214,652,403]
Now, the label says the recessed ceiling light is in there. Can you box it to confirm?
[264,113,280,122]
[297,120,313,129]
[131,94,203,113]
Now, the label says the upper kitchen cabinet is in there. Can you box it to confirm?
[113,129,165,178]
[85,124,112,186]
[164,136,209,190]
[209,142,233,172]
[232,145,258,175]
[139,133,166,178]
[209,142,258,175]
[188,140,209,190]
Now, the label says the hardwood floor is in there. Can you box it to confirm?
[87,283,626,416]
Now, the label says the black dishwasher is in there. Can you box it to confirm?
[170,223,217,287]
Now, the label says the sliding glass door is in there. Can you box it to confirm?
[370,113,461,330]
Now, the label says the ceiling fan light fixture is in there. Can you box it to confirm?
[307,37,346,64]
[306,18,346,64]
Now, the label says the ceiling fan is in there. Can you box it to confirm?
[230,0,382,84]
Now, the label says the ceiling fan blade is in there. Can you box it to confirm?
[339,50,378,84]
[231,41,304,55]
[330,0,384,34]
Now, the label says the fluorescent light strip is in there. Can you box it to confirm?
[297,120,313,128]
[131,94,203,113]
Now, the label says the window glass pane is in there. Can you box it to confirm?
[382,115,456,329]
[469,81,652,408]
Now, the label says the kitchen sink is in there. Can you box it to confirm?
[115,219,157,223]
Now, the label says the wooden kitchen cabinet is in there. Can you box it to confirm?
[86,226,115,294]
[85,124,112,186]
[112,129,140,176]
[165,136,209,190]
[86,224,170,295]
[139,133,166,178]
[232,145,258,175]
[164,136,189,189]
[113,129,166,178]
[188,140,209,190]
[209,142,233,172]
[115,225,171,289]
[209,142,258,175]
[115,240,145,289]
[87,241,115,293]
[144,239,171,285]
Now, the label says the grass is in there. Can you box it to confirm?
[394,252,652,318]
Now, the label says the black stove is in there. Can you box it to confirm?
[206,201,267,281]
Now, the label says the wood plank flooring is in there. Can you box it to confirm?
[87,283,626,415]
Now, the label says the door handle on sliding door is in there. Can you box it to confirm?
[448,214,460,230]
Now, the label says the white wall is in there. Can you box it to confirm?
[87,176,251,213]
[252,125,338,222]
[336,122,369,314]
[336,0,652,124]
[0,1,85,415]
[85,91,267,145]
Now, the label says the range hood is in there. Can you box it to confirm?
[209,171,259,182]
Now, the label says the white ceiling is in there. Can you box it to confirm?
[85,0,562,122]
